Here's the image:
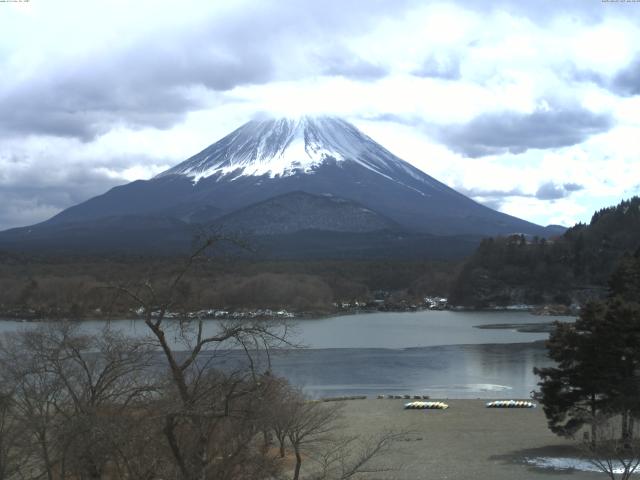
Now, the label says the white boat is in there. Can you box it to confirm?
[485,400,536,408]
[404,401,449,410]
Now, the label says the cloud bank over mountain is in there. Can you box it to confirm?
[1,0,640,230]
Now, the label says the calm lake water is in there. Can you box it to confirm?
[0,310,569,399]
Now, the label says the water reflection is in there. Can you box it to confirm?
[265,342,551,399]
[0,311,560,398]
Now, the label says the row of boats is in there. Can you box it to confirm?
[404,401,449,409]
[403,400,537,410]
[485,400,536,408]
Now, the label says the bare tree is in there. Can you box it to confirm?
[286,397,344,480]
[112,236,293,480]
[0,390,29,480]
[280,393,405,480]
[0,237,402,480]
[308,431,405,480]
[259,376,298,458]
[0,329,66,480]
[582,416,640,480]
[0,323,159,480]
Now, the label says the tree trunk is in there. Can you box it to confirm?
[292,445,302,480]
[164,415,189,480]
[279,440,286,459]
[38,430,55,480]
[197,426,208,480]
[590,395,597,448]
[622,409,631,449]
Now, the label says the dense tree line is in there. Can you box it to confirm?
[450,197,640,307]
[0,253,459,319]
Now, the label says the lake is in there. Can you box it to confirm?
[0,310,568,399]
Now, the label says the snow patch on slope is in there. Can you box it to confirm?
[157,116,440,190]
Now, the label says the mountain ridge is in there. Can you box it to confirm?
[0,116,561,257]
[211,191,401,235]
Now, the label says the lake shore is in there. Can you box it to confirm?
[335,398,601,480]
[0,302,577,322]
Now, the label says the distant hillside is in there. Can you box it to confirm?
[449,197,640,307]
[212,191,401,235]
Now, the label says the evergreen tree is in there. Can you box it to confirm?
[601,298,640,448]
[534,302,612,445]
[535,256,640,446]
[609,249,640,302]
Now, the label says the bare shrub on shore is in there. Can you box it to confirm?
[581,416,640,480]
[0,238,402,480]
[0,323,160,480]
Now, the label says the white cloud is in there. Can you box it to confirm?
[1,0,640,230]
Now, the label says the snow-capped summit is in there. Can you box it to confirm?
[157,116,423,184]
[2,114,559,256]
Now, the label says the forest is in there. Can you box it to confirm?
[449,197,640,308]
[3,197,639,320]
[0,252,459,320]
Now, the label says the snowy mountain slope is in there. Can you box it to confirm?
[0,115,559,256]
[157,116,435,188]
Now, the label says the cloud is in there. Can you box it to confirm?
[0,32,275,140]
[457,186,526,198]
[535,182,584,200]
[563,182,584,192]
[562,65,608,87]
[477,197,506,211]
[456,182,585,209]
[320,54,388,81]
[0,145,169,230]
[0,0,639,232]
[457,0,640,23]
[0,175,122,231]
[567,55,640,97]
[437,106,613,157]
[535,182,567,200]
[612,55,640,96]
[413,54,461,80]
[0,197,61,233]
[0,0,421,141]
[535,182,585,200]
[456,187,526,210]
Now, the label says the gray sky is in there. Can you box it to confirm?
[1,0,640,230]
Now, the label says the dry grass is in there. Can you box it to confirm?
[336,399,603,480]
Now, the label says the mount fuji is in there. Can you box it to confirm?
[0,116,561,257]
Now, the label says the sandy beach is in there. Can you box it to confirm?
[335,399,602,480]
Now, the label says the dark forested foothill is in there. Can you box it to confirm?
[0,253,459,320]
[449,197,640,308]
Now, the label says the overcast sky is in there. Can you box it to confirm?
[1,0,640,231]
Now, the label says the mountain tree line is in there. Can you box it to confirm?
[450,196,640,307]
[0,253,458,319]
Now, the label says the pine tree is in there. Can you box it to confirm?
[609,249,640,302]
[534,302,612,445]
[535,255,640,446]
